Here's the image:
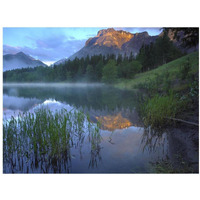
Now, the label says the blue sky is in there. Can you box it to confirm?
[3,27,162,65]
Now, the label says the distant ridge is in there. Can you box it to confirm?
[3,51,47,71]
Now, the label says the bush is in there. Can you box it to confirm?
[117,60,142,79]
[127,61,142,78]
[102,59,118,84]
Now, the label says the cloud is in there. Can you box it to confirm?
[3,38,86,62]
[3,45,21,55]
[115,27,162,35]
[35,35,68,49]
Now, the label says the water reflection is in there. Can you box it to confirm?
[141,127,167,153]
[96,113,132,131]
[3,83,139,112]
[3,94,42,112]
[3,84,142,131]
[3,84,170,173]
[3,105,103,173]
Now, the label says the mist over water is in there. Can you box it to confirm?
[3,94,42,111]
[3,82,105,88]
[3,83,169,173]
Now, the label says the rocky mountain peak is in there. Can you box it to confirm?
[97,28,116,37]
[85,28,134,49]
[57,28,198,64]
[67,28,159,61]
[135,31,149,37]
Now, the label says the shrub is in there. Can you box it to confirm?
[102,59,118,84]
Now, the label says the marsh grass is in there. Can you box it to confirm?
[137,69,196,129]
[134,52,198,129]
[140,91,187,129]
[88,121,102,168]
[3,108,101,173]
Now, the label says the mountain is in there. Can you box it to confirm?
[68,28,158,60]
[159,29,199,54]
[54,28,198,66]
[54,28,158,65]
[53,58,68,66]
[3,52,47,71]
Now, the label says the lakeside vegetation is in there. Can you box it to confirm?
[3,108,101,173]
[150,53,198,126]
[131,52,198,129]
[115,52,199,90]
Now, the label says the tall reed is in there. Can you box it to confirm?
[3,107,101,173]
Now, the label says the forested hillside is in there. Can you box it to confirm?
[3,32,183,83]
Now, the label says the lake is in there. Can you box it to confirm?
[3,83,173,173]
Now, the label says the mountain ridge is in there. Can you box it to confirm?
[69,29,157,60]
[3,52,47,71]
[53,28,199,66]
[54,29,159,65]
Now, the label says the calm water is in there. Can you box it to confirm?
[3,83,169,173]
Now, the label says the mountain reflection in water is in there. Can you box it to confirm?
[96,113,132,131]
[3,84,169,173]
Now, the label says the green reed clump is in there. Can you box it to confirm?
[88,121,102,168]
[141,91,183,129]
[3,107,101,173]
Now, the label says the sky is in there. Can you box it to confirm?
[3,27,162,65]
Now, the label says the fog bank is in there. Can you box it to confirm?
[3,82,105,88]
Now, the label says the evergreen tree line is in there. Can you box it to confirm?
[136,31,183,72]
[3,53,138,83]
[3,33,183,83]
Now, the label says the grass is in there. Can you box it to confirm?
[115,52,199,90]
[140,91,188,129]
[3,108,101,173]
[115,52,199,129]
